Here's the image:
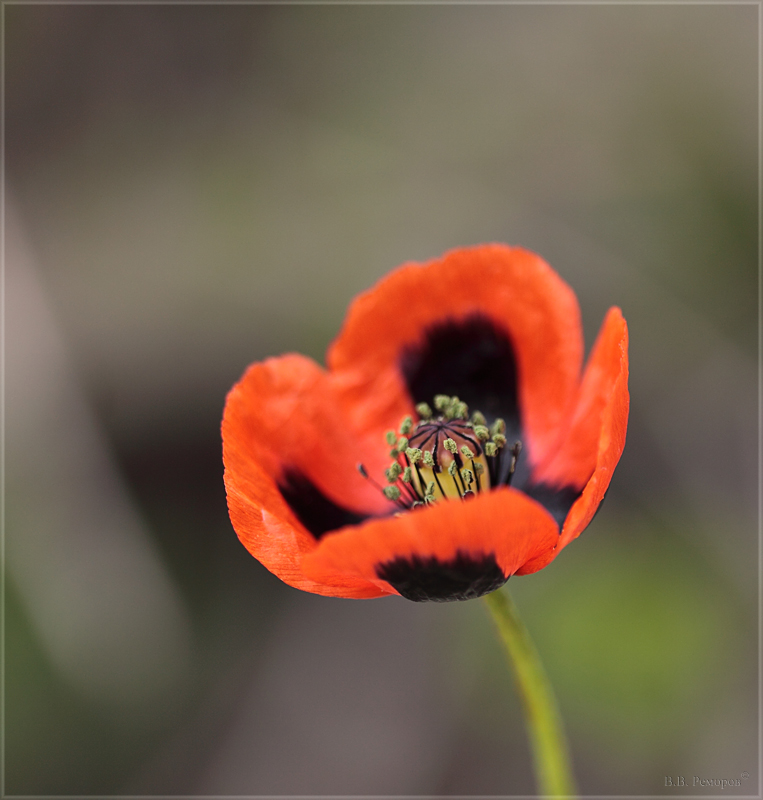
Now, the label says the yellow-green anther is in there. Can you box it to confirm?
[460,445,475,459]
[462,469,473,486]
[399,415,413,435]
[491,418,506,436]
[444,396,461,419]
[402,466,413,483]
[397,436,409,451]
[415,402,433,420]
[474,425,490,441]
[434,394,451,411]
[425,482,436,498]
[444,438,458,454]
[453,400,469,420]
[386,430,397,446]
[385,462,402,483]
[485,442,497,457]
[472,411,486,426]
[406,447,423,464]
[383,485,401,501]
[448,461,458,477]
[474,462,485,475]
[493,433,507,449]
[389,448,399,458]
[422,450,435,468]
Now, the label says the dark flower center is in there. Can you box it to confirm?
[359,394,522,511]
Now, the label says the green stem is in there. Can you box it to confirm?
[483,588,577,798]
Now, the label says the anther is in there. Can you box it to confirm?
[434,395,451,412]
[474,425,490,441]
[422,450,435,468]
[402,466,413,483]
[471,411,487,427]
[485,442,497,457]
[415,402,433,420]
[399,416,413,435]
[405,447,423,465]
[397,436,409,451]
[491,418,506,436]
[443,396,464,420]
[443,438,458,454]
[383,485,402,501]
[460,445,475,459]
[493,433,507,449]
[452,400,469,420]
[385,462,402,483]
[509,441,522,476]
[385,430,397,446]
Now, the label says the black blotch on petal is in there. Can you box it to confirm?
[400,314,520,434]
[375,550,508,602]
[278,468,368,540]
[523,482,582,529]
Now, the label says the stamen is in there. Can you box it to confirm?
[399,416,413,435]
[451,400,469,420]
[473,460,484,493]
[448,461,464,498]
[385,430,397,446]
[474,425,490,442]
[358,463,385,493]
[383,485,402,501]
[491,418,506,437]
[405,447,423,465]
[506,441,522,485]
[431,468,448,499]
[385,462,402,483]
[433,395,451,412]
[415,402,433,420]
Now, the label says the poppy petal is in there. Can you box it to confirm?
[301,487,560,601]
[515,308,629,576]
[222,354,391,597]
[327,245,584,469]
[224,353,390,517]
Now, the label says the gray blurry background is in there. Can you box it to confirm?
[5,4,758,796]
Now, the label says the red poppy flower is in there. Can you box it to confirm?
[222,245,629,601]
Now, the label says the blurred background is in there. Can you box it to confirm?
[5,4,758,796]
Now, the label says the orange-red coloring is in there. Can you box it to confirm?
[222,245,629,601]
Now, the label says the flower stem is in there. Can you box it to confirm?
[483,588,577,798]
